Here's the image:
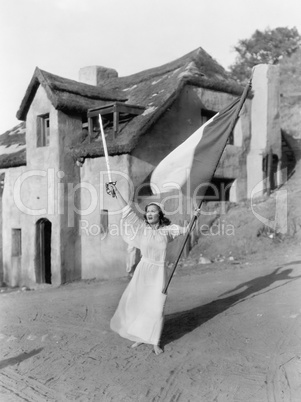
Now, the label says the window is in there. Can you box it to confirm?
[87,102,145,141]
[100,209,108,234]
[37,114,50,147]
[12,229,22,257]
[200,108,216,126]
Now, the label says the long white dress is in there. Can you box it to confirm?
[110,205,186,346]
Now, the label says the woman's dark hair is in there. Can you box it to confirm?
[144,203,171,227]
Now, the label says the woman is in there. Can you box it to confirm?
[109,183,194,355]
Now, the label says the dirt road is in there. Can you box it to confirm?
[1,241,301,401]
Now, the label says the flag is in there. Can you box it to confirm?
[150,92,249,199]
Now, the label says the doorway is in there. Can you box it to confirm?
[35,218,52,284]
[263,152,279,193]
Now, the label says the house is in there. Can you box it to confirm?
[0,47,282,287]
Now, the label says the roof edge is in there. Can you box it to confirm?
[0,149,26,169]
[16,67,128,121]
[16,67,41,121]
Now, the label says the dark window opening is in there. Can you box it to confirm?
[82,114,88,127]
[35,218,52,284]
[12,229,22,257]
[200,108,216,125]
[87,102,145,141]
[100,209,108,234]
[263,152,279,192]
[79,115,89,144]
[37,113,50,147]
[281,131,296,180]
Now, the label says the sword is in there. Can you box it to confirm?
[99,114,116,197]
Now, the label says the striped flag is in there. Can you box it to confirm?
[150,92,249,199]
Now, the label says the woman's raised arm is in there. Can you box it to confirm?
[108,183,143,248]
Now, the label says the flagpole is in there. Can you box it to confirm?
[162,76,253,295]
[99,114,113,182]
[99,114,116,197]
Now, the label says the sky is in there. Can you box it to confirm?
[0,0,300,134]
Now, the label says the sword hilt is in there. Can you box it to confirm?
[106,182,117,197]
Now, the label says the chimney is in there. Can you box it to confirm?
[79,66,118,86]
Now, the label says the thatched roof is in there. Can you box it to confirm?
[4,46,245,168]
[0,122,26,168]
[71,47,245,159]
[16,68,127,121]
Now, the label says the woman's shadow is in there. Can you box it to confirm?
[0,348,43,370]
[161,265,301,347]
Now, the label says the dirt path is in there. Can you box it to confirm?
[1,241,301,401]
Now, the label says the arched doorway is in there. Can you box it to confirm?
[35,218,52,284]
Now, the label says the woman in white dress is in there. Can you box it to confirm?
[109,183,190,355]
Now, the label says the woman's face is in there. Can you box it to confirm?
[146,205,160,225]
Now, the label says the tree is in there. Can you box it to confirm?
[229,27,301,83]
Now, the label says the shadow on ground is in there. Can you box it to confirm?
[161,265,301,347]
[0,348,43,370]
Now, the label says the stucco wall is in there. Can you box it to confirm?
[2,87,64,286]
[248,64,281,198]
[79,155,131,279]
[2,165,62,286]
[250,65,281,155]
[5,88,87,286]
[57,111,82,283]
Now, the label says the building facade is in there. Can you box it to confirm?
[0,48,281,287]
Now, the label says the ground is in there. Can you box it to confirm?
[1,237,301,402]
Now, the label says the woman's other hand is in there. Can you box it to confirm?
[193,208,201,217]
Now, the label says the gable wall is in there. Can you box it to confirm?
[1,87,83,286]
[1,87,63,286]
